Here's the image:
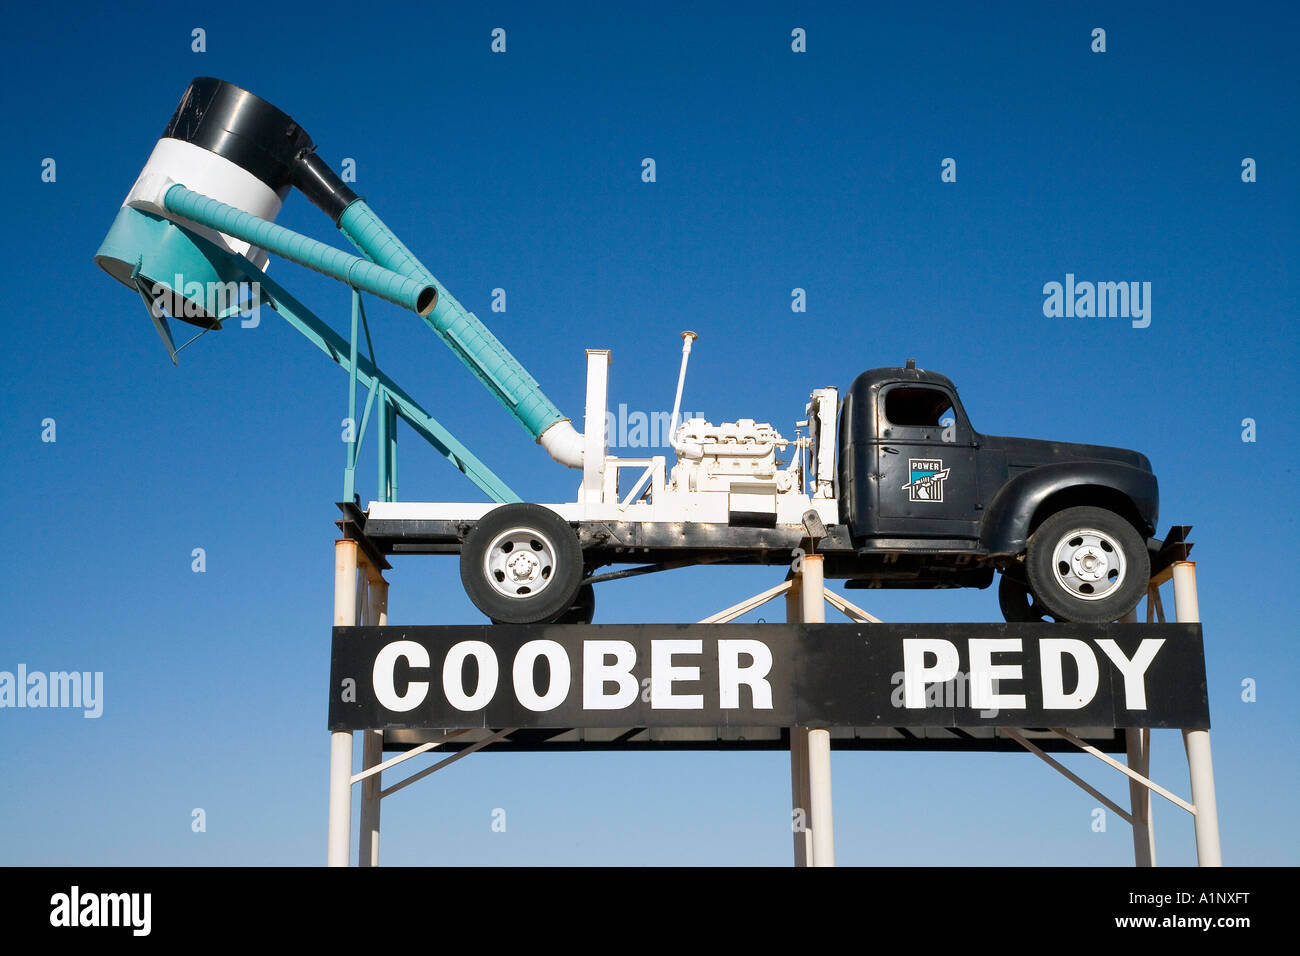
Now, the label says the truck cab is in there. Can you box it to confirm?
[836,363,1160,623]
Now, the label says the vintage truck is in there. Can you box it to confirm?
[360,346,1160,628]
[96,78,1162,628]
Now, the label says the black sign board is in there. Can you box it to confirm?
[329,623,1208,733]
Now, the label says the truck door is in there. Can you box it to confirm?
[874,383,981,539]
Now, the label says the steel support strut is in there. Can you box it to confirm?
[788,554,835,866]
[1173,562,1222,866]
[327,539,359,866]
[358,565,388,867]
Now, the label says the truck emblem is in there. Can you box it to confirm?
[904,459,950,502]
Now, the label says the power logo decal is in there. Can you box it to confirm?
[904,458,950,502]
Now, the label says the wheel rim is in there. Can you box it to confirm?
[483,526,558,599]
[1050,527,1126,602]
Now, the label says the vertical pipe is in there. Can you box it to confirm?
[1120,607,1155,866]
[800,554,835,867]
[377,390,390,502]
[327,539,360,866]
[786,577,811,867]
[667,331,697,451]
[358,568,388,867]
[344,290,360,502]
[800,554,825,625]
[389,401,399,501]
[1172,561,1222,867]
[582,350,611,507]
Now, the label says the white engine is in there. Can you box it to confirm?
[669,418,799,493]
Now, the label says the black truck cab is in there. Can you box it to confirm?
[837,364,1160,623]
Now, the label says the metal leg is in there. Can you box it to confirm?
[788,555,836,867]
[358,568,388,867]
[807,728,835,866]
[786,578,811,866]
[1183,729,1222,866]
[328,731,355,867]
[1172,561,1222,867]
[1119,607,1155,866]
[1125,727,1155,866]
[790,729,811,866]
[327,539,359,867]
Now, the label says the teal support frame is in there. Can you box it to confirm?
[99,204,520,504]
[343,290,382,504]
[247,266,521,504]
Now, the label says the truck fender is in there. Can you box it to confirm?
[980,461,1158,555]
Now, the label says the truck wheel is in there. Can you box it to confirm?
[1025,506,1149,624]
[997,573,1061,623]
[460,503,583,625]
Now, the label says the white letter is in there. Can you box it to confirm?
[50,893,69,927]
[1040,639,1100,709]
[583,640,639,709]
[969,639,1026,710]
[373,641,430,712]
[134,894,152,937]
[903,639,960,708]
[443,641,499,711]
[1095,639,1164,709]
[512,640,571,712]
[651,640,703,709]
[718,639,773,709]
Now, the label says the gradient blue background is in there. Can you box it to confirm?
[1,1,1296,866]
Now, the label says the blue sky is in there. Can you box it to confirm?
[1,1,1297,865]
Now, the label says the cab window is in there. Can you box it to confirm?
[884,387,953,427]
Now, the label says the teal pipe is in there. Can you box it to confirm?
[161,186,437,317]
[338,200,565,440]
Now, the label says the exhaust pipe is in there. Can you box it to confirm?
[669,331,703,460]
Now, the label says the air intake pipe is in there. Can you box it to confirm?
[97,77,585,467]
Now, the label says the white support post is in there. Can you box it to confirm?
[786,579,812,867]
[327,539,359,867]
[793,554,835,867]
[358,566,388,868]
[582,350,611,507]
[1173,561,1222,867]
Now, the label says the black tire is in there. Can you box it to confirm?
[460,503,584,625]
[1025,506,1149,624]
[998,572,1064,623]
[555,584,596,625]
